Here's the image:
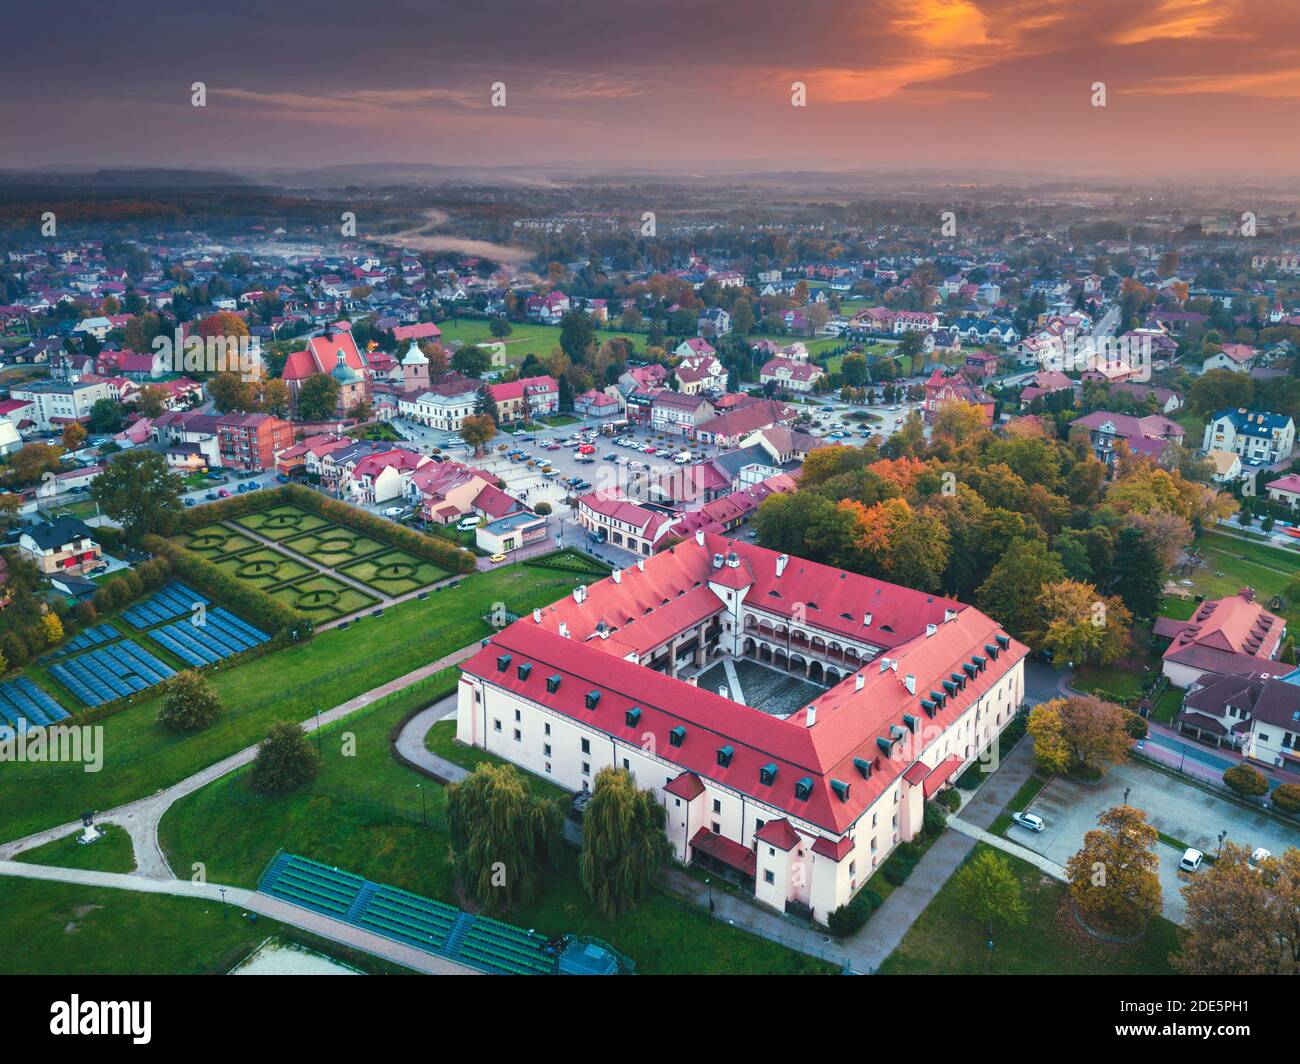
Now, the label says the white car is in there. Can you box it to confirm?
[382,506,404,518]
[457,516,481,532]
[1010,812,1045,832]
[1179,848,1204,872]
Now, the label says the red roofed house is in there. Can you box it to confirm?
[694,399,798,449]
[672,342,727,394]
[281,323,371,416]
[760,357,824,394]
[922,369,995,426]
[343,447,431,503]
[405,460,518,524]
[456,533,1027,920]
[487,375,559,424]
[1156,588,1288,688]
[392,321,442,344]
[576,489,674,555]
[1266,473,1300,511]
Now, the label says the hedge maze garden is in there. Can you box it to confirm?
[169,504,450,622]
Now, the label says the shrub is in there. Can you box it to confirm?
[249,720,321,794]
[923,801,948,838]
[935,787,962,812]
[0,631,27,669]
[157,670,223,732]
[1126,713,1149,740]
[1223,763,1268,798]
[74,601,98,626]
[1272,783,1300,814]
[827,888,881,936]
[882,842,923,886]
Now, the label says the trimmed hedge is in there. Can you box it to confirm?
[523,548,611,575]
[827,888,881,937]
[280,485,476,574]
[173,487,282,533]
[141,534,313,647]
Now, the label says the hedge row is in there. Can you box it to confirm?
[279,484,476,574]
[141,534,313,647]
[523,548,611,575]
[173,488,282,532]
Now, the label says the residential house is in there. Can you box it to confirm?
[488,375,560,423]
[216,412,294,472]
[1155,589,1287,688]
[760,357,824,394]
[18,517,103,576]
[1201,408,1296,466]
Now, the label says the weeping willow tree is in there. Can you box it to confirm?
[580,767,673,920]
[446,763,563,913]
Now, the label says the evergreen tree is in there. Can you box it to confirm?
[1109,525,1163,620]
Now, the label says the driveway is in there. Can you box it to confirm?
[1021,759,1300,924]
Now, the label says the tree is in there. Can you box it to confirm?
[841,352,868,386]
[135,385,168,418]
[61,422,87,451]
[4,442,64,487]
[460,414,496,455]
[452,344,489,379]
[932,399,987,446]
[579,767,673,919]
[1223,763,1268,798]
[533,501,552,517]
[87,398,126,433]
[40,611,64,646]
[1109,526,1164,619]
[489,316,512,339]
[1272,783,1300,814]
[447,762,562,913]
[1066,805,1162,934]
[951,848,1028,942]
[89,449,184,540]
[296,373,340,421]
[1175,843,1300,974]
[559,311,595,363]
[157,669,223,732]
[975,539,1065,643]
[1037,580,1132,664]
[258,378,291,416]
[249,721,321,794]
[1028,695,1132,775]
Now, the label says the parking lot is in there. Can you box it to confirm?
[1016,759,1300,924]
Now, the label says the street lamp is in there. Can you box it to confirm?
[315,708,322,753]
[705,876,714,914]
[1123,786,1130,807]
[417,782,427,827]
[1217,830,1227,857]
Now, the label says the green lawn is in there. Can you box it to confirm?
[1149,685,1183,724]
[0,564,589,844]
[176,523,259,557]
[0,877,410,975]
[1184,531,1300,629]
[880,843,1180,975]
[267,573,378,621]
[159,669,830,975]
[283,526,389,568]
[1073,658,1159,708]
[15,825,136,873]
[233,505,331,542]
[339,549,449,596]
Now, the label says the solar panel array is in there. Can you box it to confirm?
[0,677,71,734]
[48,641,176,707]
[121,582,209,630]
[149,608,270,667]
[43,622,122,661]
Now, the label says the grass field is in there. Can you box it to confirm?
[0,877,412,975]
[880,843,1180,975]
[283,526,388,568]
[266,572,378,621]
[0,564,591,844]
[1183,531,1300,628]
[339,549,450,596]
[15,825,136,873]
[159,671,832,976]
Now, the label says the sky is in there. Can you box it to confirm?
[4,0,1298,177]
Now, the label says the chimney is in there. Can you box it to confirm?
[695,530,705,546]
[926,623,937,637]
[712,552,725,569]
[776,553,789,577]
[612,569,622,584]
[558,622,569,638]
[854,673,865,691]
[637,559,645,572]
[879,657,892,673]
[904,674,916,695]
[718,686,730,698]
[532,608,542,624]
[726,552,740,568]
[806,704,817,727]
[863,612,872,627]
[944,608,957,623]
[573,585,587,604]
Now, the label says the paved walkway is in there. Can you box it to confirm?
[0,861,477,975]
[947,819,1067,879]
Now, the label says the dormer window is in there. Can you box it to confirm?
[496,654,511,673]
[517,662,532,681]
[585,689,600,709]
[546,674,562,693]
[669,725,686,747]
[759,763,778,786]
[831,779,851,803]
[625,707,641,728]
[903,713,919,733]
[794,776,813,800]
[853,756,872,779]
[716,745,734,767]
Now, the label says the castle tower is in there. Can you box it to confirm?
[401,339,430,391]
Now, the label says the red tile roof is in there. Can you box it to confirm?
[690,828,756,875]
[754,818,801,851]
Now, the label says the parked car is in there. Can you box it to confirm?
[457,516,480,532]
[1011,812,1045,832]
[1179,847,1204,872]
[383,506,404,518]
[205,491,219,501]
[217,488,231,498]
[183,497,196,507]
[489,553,507,564]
